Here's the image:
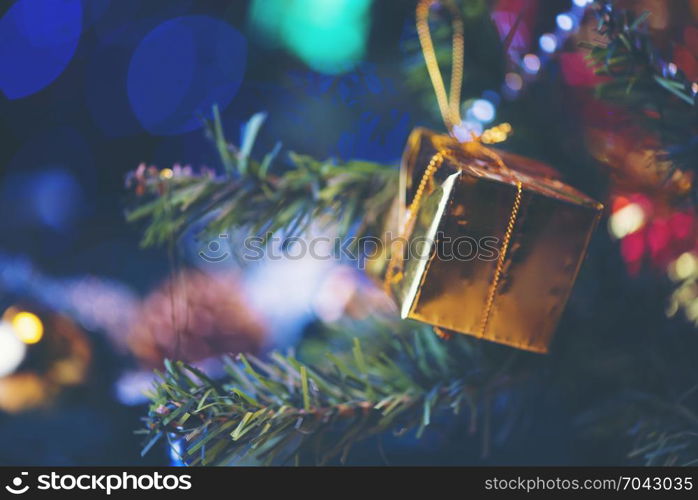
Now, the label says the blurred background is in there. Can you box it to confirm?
[0,0,697,465]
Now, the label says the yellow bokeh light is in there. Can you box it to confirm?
[11,312,44,344]
[675,252,697,280]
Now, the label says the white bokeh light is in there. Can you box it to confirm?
[505,72,523,91]
[452,120,483,142]
[609,203,645,239]
[523,54,541,74]
[539,33,557,53]
[556,13,574,31]
[0,322,26,378]
[471,99,495,123]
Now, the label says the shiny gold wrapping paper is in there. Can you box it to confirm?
[390,128,603,353]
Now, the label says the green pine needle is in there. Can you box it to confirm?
[125,110,397,251]
[142,324,513,465]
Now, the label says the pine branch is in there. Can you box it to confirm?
[141,324,517,465]
[579,390,698,466]
[586,1,696,109]
[125,108,397,249]
[585,1,698,180]
[628,407,698,466]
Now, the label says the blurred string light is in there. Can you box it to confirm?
[460,94,498,133]
[556,13,575,31]
[2,308,44,345]
[0,0,82,99]
[539,33,557,54]
[522,53,541,74]
[609,202,646,239]
[670,251,698,282]
[248,0,372,74]
[501,0,589,96]
[505,72,523,91]
[0,322,26,378]
[11,312,44,345]
[470,98,496,123]
[667,251,698,325]
[460,0,593,135]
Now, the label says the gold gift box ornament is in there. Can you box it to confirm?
[382,0,604,353]
[384,128,603,353]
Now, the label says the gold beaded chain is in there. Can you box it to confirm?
[384,151,445,289]
[478,180,523,337]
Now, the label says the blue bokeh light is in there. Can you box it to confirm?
[0,168,84,232]
[127,16,247,135]
[34,168,85,231]
[0,0,83,99]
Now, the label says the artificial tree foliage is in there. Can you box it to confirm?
[131,1,698,466]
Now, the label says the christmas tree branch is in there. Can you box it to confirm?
[126,108,397,249]
[141,324,515,465]
[585,0,698,178]
[579,389,698,466]
[586,1,696,110]
[628,399,698,466]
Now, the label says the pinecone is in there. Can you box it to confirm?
[127,270,267,368]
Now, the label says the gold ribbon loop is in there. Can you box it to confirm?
[416,1,513,173]
[416,0,464,132]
